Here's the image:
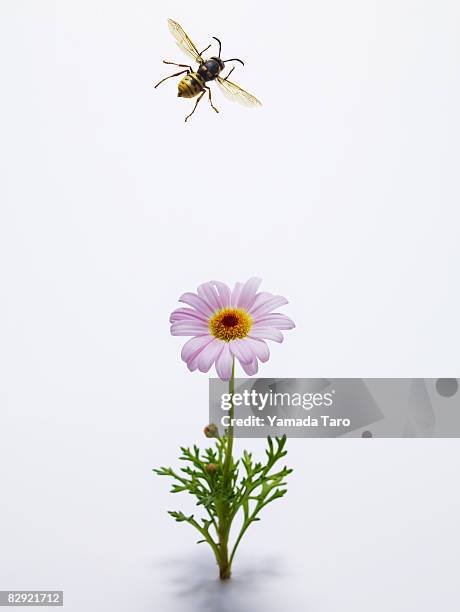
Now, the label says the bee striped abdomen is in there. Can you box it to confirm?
[177,72,204,98]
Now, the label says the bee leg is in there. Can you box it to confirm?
[205,86,219,114]
[222,67,235,81]
[162,60,193,71]
[154,69,189,89]
[184,91,206,122]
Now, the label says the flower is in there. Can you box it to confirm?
[170,277,295,380]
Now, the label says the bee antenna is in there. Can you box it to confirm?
[212,37,222,57]
[222,58,245,66]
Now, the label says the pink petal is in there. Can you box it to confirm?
[187,356,199,372]
[249,295,289,317]
[210,280,231,309]
[249,328,284,343]
[188,344,209,371]
[231,282,243,307]
[229,338,255,364]
[197,339,224,373]
[240,357,259,376]
[171,321,209,336]
[181,335,213,362]
[172,320,208,329]
[236,277,262,310]
[179,292,214,316]
[252,313,296,329]
[215,343,233,380]
[247,292,273,312]
[170,307,208,323]
[245,338,270,362]
[197,282,221,312]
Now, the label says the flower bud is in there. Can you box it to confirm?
[204,423,219,438]
[205,463,218,474]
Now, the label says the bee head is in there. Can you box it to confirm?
[210,37,245,71]
[210,56,225,71]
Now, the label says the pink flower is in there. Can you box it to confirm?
[170,278,295,380]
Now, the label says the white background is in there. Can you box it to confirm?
[1,1,459,610]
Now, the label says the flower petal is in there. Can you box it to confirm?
[187,357,199,372]
[197,339,224,373]
[197,282,221,312]
[210,280,231,309]
[170,307,208,323]
[252,313,296,329]
[181,335,213,362]
[179,292,213,316]
[247,292,272,313]
[215,343,233,380]
[236,277,262,310]
[231,282,243,307]
[171,321,209,336]
[245,338,270,362]
[249,328,284,343]
[249,295,289,317]
[240,357,258,376]
[229,338,255,364]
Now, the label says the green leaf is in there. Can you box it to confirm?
[155,434,292,567]
[168,510,194,523]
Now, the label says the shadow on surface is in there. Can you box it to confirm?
[151,552,284,612]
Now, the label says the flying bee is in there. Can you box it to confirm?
[154,18,261,122]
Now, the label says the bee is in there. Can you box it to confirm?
[154,18,261,122]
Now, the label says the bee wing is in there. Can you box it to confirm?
[216,76,262,107]
[167,18,203,63]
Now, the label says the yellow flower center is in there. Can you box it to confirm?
[209,308,253,342]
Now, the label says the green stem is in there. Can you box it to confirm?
[229,518,251,565]
[218,358,235,580]
[229,497,273,565]
[222,359,235,487]
[187,516,221,563]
